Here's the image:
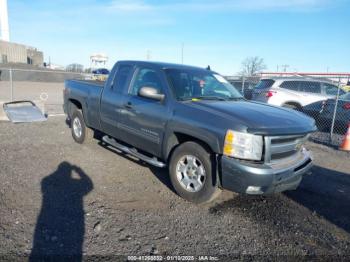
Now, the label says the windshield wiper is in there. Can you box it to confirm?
[191,96,228,101]
[227,97,245,101]
[178,96,244,102]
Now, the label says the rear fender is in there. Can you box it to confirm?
[68,98,90,126]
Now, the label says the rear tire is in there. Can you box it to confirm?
[169,141,221,204]
[71,109,93,144]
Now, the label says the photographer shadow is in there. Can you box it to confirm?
[30,162,93,261]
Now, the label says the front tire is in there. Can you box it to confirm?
[71,109,93,144]
[169,142,221,203]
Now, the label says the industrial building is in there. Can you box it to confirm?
[0,40,44,66]
[0,0,44,67]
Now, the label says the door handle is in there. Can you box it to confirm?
[124,102,133,109]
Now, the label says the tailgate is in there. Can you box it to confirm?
[252,79,275,102]
[3,101,47,123]
[252,88,269,101]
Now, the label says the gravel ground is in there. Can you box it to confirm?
[0,116,350,260]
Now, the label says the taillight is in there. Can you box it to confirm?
[266,91,275,98]
[343,103,350,110]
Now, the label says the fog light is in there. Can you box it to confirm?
[246,186,263,194]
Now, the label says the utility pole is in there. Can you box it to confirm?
[146,50,151,61]
[280,64,289,72]
[181,43,184,64]
[0,0,10,42]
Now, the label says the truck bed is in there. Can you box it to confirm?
[69,79,105,87]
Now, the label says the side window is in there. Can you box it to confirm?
[129,68,163,96]
[245,82,256,90]
[280,81,299,91]
[230,81,242,90]
[168,72,192,98]
[113,65,133,92]
[323,83,342,96]
[300,81,321,94]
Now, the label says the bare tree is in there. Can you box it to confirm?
[240,56,266,76]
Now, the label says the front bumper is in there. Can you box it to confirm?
[220,148,313,194]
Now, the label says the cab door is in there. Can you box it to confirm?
[100,64,134,139]
[117,67,170,157]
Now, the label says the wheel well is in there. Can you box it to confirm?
[283,101,302,109]
[166,132,221,188]
[167,132,214,161]
[68,99,82,118]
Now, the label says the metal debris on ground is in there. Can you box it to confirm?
[3,101,47,123]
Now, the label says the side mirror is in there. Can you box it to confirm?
[138,86,165,101]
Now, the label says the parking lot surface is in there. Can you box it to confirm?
[0,116,349,259]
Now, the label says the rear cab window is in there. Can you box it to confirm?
[112,64,133,93]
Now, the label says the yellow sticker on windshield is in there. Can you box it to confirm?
[192,98,200,101]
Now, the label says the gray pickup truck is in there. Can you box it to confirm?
[64,61,316,203]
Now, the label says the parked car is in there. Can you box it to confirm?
[342,81,350,92]
[252,78,346,111]
[92,68,109,81]
[64,61,315,203]
[318,92,350,134]
[300,100,327,125]
[228,79,258,100]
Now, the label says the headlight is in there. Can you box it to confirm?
[223,130,263,161]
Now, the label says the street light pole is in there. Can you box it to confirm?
[181,43,184,64]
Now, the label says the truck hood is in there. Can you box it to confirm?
[186,100,316,135]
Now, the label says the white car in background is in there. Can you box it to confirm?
[252,78,345,110]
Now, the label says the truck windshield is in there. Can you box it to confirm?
[165,69,243,101]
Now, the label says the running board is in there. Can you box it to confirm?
[102,136,166,168]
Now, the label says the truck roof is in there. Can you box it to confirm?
[118,60,213,72]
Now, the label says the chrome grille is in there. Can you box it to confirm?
[264,134,309,164]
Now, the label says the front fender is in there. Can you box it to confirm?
[163,123,223,160]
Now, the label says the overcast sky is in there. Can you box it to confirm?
[7,0,350,74]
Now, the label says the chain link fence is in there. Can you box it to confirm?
[1,68,349,148]
[226,74,350,148]
[0,68,90,115]
[225,75,261,100]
